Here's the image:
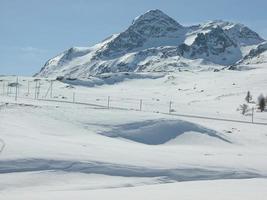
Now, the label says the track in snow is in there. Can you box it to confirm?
[0,159,262,182]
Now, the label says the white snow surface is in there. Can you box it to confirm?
[1,61,267,199]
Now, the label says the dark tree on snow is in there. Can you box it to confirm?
[258,94,266,112]
[239,104,249,115]
[245,91,252,103]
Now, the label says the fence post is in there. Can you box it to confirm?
[34,80,38,99]
[50,80,53,98]
[107,96,110,109]
[27,81,30,95]
[7,82,9,96]
[73,92,75,103]
[169,101,172,114]
[252,107,254,123]
[15,77,18,101]
[139,99,142,111]
[2,82,5,96]
[17,79,20,96]
[37,81,41,99]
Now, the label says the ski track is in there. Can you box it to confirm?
[0,159,262,182]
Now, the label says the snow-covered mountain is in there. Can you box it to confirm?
[236,41,267,65]
[37,9,266,78]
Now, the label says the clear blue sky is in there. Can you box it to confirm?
[1,0,266,75]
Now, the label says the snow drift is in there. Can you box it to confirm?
[100,119,231,145]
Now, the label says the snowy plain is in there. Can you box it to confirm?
[1,63,267,199]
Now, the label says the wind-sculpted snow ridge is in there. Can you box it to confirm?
[36,10,266,78]
[0,159,261,182]
[100,119,231,145]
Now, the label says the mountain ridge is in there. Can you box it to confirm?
[37,9,266,78]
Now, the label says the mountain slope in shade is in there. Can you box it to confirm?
[37,10,265,78]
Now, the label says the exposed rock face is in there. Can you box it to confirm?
[36,10,266,78]
[96,10,185,58]
[182,27,235,55]
[231,41,267,68]
[243,42,267,60]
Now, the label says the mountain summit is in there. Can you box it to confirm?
[37,10,266,78]
[131,9,184,36]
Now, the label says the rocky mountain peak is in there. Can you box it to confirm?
[36,10,266,78]
[198,20,264,46]
[96,10,184,58]
[131,9,183,37]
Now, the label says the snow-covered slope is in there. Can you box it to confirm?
[1,65,267,199]
[36,9,265,78]
[233,41,267,68]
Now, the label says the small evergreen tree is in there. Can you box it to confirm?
[258,94,266,112]
[239,104,249,115]
[245,91,252,103]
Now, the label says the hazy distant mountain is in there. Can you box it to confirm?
[37,9,266,78]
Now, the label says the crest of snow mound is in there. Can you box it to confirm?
[36,10,266,78]
[100,119,231,145]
